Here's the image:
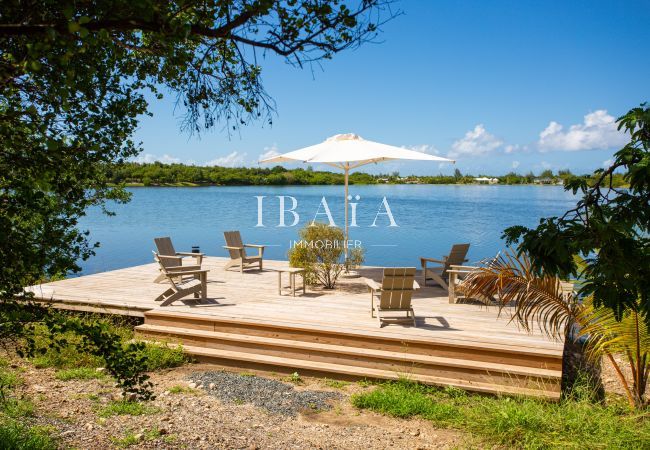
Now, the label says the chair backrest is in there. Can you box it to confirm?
[154,237,176,256]
[153,252,185,291]
[378,267,416,310]
[152,250,180,272]
[223,231,245,259]
[443,244,470,273]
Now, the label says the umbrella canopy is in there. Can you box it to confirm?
[260,133,455,259]
[261,133,454,169]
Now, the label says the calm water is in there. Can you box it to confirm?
[78,185,576,275]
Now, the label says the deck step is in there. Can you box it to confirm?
[136,324,561,382]
[178,344,560,400]
[143,310,563,370]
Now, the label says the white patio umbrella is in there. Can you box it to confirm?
[260,133,455,259]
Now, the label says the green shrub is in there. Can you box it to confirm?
[29,315,135,368]
[344,247,365,272]
[30,318,189,373]
[137,343,189,371]
[351,380,650,448]
[288,222,346,288]
[285,372,303,384]
[27,314,194,400]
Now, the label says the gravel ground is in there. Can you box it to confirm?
[7,358,463,449]
[189,370,342,416]
[6,353,635,449]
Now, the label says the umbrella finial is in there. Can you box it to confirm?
[326,133,362,142]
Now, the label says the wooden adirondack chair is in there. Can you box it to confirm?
[365,267,420,328]
[223,231,265,273]
[447,264,482,304]
[153,237,204,283]
[153,252,209,306]
[420,243,470,291]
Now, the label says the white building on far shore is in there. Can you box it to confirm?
[473,177,499,184]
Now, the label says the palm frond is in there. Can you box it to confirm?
[459,249,579,341]
[579,298,650,360]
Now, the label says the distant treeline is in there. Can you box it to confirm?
[107,162,628,187]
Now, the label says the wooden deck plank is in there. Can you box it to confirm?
[26,256,564,354]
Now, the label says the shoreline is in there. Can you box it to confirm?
[116,182,567,188]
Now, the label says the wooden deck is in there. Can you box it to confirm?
[27,257,565,398]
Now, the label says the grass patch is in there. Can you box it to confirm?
[111,428,161,448]
[0,367,23,390]
[97,400,159,418]
[0,364,34,420]
[162,433,178,444]
[356,378,377,388]
[55,367,107,381]
[167,385,198,395]
[2,397,35,419]
[0,418,57,450]
[322,378,349,389]
[0,362,57,449]
[351,380,650,448]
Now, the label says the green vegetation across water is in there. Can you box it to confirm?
[351,380,650,449]
[108,162,628,187]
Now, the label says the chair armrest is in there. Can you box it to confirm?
[449,265,480,271]
[168,269,209,277]
[244,244,266,248]
[156,254,183,260]
[223,246,244,251]
[164,264,201,272]
[420,257,446,265]
[176,251,204,257]
[365,279,381,291]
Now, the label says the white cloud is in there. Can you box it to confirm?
[205,151,247,168]
[504,144,528,154]
[603,159,614,168]
[511,160,520,169]
[258,144,280,163]
[538,110,627,152]
[134,153,181,164]
[449,124,503,158]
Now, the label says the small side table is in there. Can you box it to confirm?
[275,268,306,297]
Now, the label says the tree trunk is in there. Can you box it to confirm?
[561,323,605,402]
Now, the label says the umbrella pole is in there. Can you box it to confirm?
[344,164,349,262]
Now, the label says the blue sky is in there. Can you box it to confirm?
[133,0,650,176]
